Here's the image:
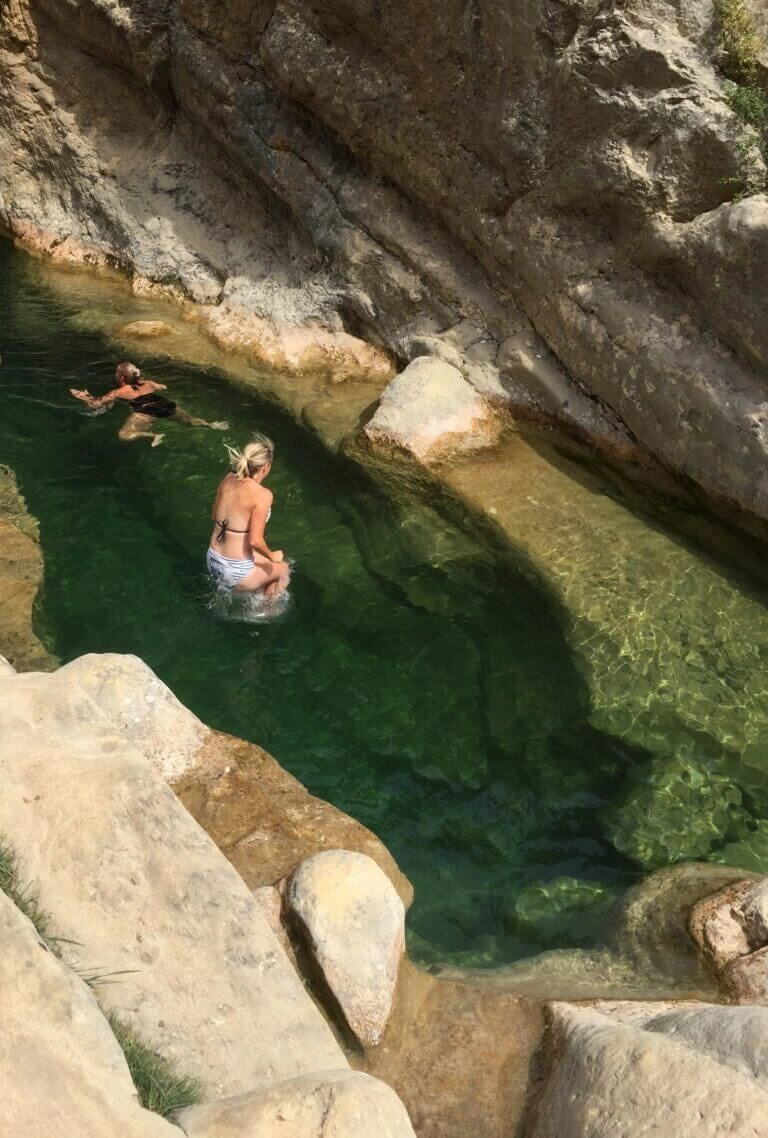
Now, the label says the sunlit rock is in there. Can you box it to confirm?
[0,653,206,782]
[529,1003,768,1138]
[364,358,501,462]
[178,1070,416,1138]
[688,878,754,972]
[0,891,176,1138]
[115,320,176,338]
[287,850,405,1046]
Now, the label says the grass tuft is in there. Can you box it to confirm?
[715,0,768,196]
[717,0,764,83]
[108,1014,203,1118]
[0,838,54,944]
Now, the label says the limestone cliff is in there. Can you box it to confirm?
[1,0,767,532]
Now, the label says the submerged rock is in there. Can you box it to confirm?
[0,466,54,672]
[602,752,747,870]
[287,850,405,1047]
[0,891,176,1138]
[115,320,176,338]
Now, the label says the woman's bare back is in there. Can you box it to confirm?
[210,473,271,558]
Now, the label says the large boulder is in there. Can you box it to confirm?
[529,1003,768,1138]
[0,891,176,1138]
[0,653,206,781]
[364,357,501,462]
[287,850,405,1046]
[0,670,347,1097]
[645,1005,768,1093]
[177,1070,416,1138]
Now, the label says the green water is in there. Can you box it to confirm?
[2,238,768,969]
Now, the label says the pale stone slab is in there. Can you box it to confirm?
[177,1070,416,1138]
[0,891,176,1138]
[288,850,405,1046]
[0,677,347,1097]
[646,1005,768,1093]
[0,652,206,781]
[529,1003,768,1138]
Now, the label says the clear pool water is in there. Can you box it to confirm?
[2,238,768,969]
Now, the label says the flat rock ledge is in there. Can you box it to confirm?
[287,850,406,1047]
[689,876,768,1001]
[364,357,501,462]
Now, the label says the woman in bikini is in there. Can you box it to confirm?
[70,361,227,446]
[207,435,290,598]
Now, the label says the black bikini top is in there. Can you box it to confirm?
[214,519,248,544]
[215,505,271,543]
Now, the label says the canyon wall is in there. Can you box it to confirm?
[1,0,768,532]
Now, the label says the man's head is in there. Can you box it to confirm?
[115,361,141,388]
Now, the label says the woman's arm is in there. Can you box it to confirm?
[69,388,119,408]
[248,494,283,562]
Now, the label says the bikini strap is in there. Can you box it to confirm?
[215,519,228,544]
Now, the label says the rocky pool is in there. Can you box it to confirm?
[2,237,768,970]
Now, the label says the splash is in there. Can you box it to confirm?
[207,581,291,624]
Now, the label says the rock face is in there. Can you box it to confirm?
[364,357,501,462]
[529,1002,768,1138]
[2,0,768,529]
[177,1070,417,1138]
[287,850,406,1047]
[0,891,176,1138]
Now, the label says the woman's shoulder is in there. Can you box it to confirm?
[252,483,273,508]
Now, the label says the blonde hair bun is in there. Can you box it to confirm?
[225,433,275,479]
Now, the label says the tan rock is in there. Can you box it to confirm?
[193,305,394,383]
[529,1003,768,1138]
[363,961,544,1138]
[0,891,176,1138]
[177,1070,416,1138]
[724,945,768,1004]
[0,467,54,672]
[287,850,405,1047]
[742,878,768,949]
[0,679,347,1096]
[175,730,413,907]
[0,653,207,782]
[364,357,501,462]
[645,1005,768,1093]
[688,878,755,972]
[115,319,176,337]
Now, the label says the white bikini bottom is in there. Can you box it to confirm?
[206,547,253,589]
